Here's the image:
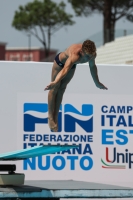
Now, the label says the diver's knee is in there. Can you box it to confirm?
[58,85,67,94]
[50,84,60,94]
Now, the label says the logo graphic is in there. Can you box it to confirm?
[64,104,93,132]
[101,147,126,169]
[24,103,93,133]
[24,103,62,132]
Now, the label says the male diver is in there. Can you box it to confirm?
[44,40,107,131]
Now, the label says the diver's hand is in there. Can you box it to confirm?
[96,82,108,90]
[44,81,57,90]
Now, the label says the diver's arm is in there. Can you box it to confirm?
[89,59,108,90]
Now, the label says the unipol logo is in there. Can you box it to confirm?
[23,103,93,133]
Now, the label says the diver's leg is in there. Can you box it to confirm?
[53,68,76,127]
[48,61,61,131]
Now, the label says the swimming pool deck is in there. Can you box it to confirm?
[0,180,133,199]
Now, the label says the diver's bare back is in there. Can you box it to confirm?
[59,43,90,65]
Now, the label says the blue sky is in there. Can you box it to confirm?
[0,0,133,52]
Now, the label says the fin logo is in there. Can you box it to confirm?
[23,103,93,133]
[64,104,93,132]
[24,103,62,132]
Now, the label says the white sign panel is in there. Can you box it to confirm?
[17,93,133,184]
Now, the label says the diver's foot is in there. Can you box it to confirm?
[54,117,58,126]
[48,117,58,132]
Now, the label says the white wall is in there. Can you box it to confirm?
[0,61,132,151]
[0,61,133,192]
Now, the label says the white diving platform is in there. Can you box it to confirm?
[0,180,133,199]
[0,145,133,199]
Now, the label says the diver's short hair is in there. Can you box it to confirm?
[82,40,96,54]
